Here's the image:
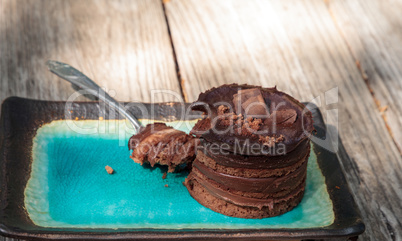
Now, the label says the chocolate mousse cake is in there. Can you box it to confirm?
[185,84,314,219]
[129,123,199,172]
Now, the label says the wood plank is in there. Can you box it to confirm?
[0,0,178,240]
[0,0,181,109]
[326,0,402,153]
[165,0,402,240]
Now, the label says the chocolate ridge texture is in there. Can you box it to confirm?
[200,138,310,169]
[192,158,307,194]
[185,174,306,219]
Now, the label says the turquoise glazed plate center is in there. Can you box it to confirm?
[24,119,334,229]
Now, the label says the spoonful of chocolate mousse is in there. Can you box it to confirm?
[46,60,198,172]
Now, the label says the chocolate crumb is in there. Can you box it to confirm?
[164,184,169,187]
[217,105,230,115]
[105,165,114,174]
[259,135,285,147]
[162,172,167,179]
[245,117,262,132]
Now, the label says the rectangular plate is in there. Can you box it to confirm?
[0,97,364,240]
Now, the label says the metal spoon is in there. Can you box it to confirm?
[46,60,142,132]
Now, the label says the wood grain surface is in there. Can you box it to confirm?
[1,0,401,240]
[327,0,402,154]
[165,0,402,240]
[0,0,181,107]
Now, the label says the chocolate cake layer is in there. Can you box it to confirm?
[196,147,310,178]
[187,172,305,210]
[185,175,306,219]
[200,138,310,169]
[190,84,314,156]
[192,158,307,194]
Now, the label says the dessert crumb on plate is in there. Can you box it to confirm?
[105,165,114,174]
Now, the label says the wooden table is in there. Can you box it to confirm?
[1,0,401,240]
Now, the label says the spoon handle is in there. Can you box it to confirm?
[46,60,142,132]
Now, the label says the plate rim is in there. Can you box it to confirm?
[0,97,365,240]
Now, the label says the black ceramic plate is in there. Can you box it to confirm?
[0,97,364,240]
